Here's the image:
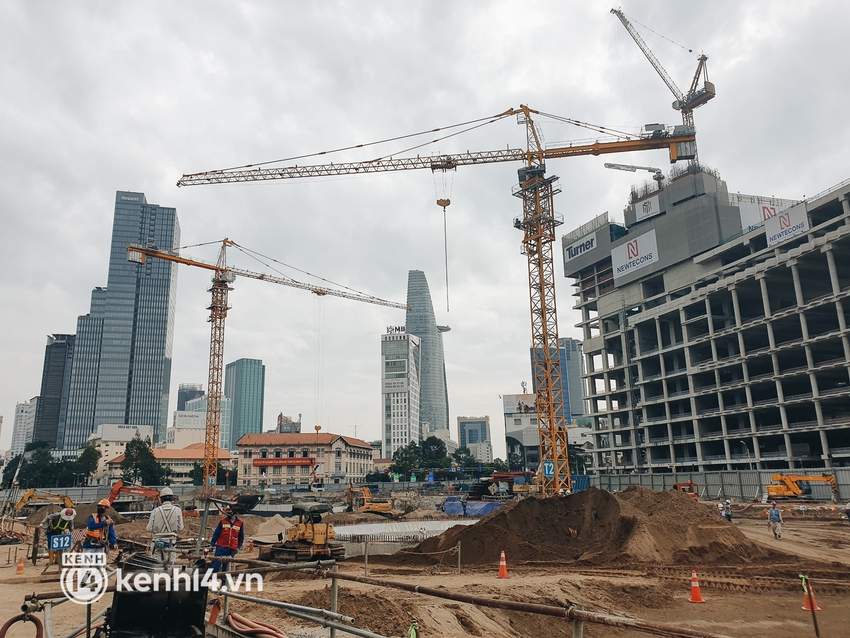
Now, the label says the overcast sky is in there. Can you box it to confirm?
[1,1,848,460]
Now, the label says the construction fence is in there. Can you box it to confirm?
[588,468,850,502]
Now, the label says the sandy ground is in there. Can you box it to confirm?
[0,494,847,638]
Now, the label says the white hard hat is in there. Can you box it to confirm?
[60,508,76,521]
[160,487,174,497]
[725,499,731,503]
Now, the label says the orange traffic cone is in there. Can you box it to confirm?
[15,556,25,575]
[688,570,706,603]
[497,550,508,579]
[802,585,822,612]
[249,539,254,552]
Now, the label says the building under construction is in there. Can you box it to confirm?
[563,164,850,473]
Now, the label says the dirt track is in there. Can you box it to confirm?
[1,486,848,638]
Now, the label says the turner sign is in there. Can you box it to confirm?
[612,230,658,280]
[564,232,597,263]
[764,203,809,247]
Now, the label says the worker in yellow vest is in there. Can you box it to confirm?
[42,507,76,564]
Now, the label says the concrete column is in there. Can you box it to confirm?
[825,248,842,296]
[730,287,743,327]
[819,429,832,469]
[842,194,850,219]
[783,431,795,470]
[758,276,772,318]
[790,263,805,307]
[722,437,732,471]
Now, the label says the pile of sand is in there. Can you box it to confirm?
[116,513,269,544]
[408,486,783,567]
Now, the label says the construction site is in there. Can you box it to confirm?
[2,6,850,638]
[0,485,848,638]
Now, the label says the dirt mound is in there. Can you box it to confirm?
[28,504,126,528]
[116,513,268,543]
[409,486,779,567]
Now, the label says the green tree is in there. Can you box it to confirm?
[189,462,230,486]
[420,436,451,469]
[121,434,171,485]
[390,442,420,478]
[451,446,476,469]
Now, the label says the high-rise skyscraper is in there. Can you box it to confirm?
[63,192,180,448]
[530,337,586,422]
[10,398,38,457]
[381,328,421,458]
[457,416,493,462]
[177,383,205,411]
[184,395,232,450]
[224,358,265,449]
[33,334,75,447]
[405,270,450,432]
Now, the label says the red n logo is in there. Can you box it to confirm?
[761,205,777,220]
[779,212,791,229]
[627,240,639,259]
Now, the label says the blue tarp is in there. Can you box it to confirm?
[442,499,504,516]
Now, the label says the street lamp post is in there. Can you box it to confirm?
[738,440,753,470]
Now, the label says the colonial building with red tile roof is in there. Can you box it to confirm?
[107,442,233,484]
[235,432,374,488]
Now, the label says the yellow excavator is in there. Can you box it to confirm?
[346,484,394,517]
[13,489,75,516]
[766,474,838,501]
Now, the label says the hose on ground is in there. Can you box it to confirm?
[226,612,288,638]
[1,615,44,638]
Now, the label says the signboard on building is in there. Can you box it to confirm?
[635,194,661,222]
[611,230,658,280]
[173,411,205,428]
[563,232,597,263]
[252,457,314,467]
[503,394,537,415]
[738,200,793,230]
[764,202,809,247]
[382,379,408,392]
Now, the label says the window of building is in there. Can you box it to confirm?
[514,419,522,425]
[301,448,310,458]
[273,466,282,475]
[287,466,295,474]
[260,449,268,459]
[334,462,342,472]
[335,449,342,458]
[299,466,310,475]
[274,449,282,458]
[288,448,295,458]
[243,450,253,459]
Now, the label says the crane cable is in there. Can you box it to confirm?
[432,169,454,313]
[212,111,517,173]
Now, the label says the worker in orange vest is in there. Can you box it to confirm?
[83,499,117,553]
[209,506,243,572]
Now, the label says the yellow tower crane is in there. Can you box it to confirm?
[127,239,408,495]
[176,105,696,495]
[611,8,715,163]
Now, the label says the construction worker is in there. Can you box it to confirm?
[724,499,733,523]
[83,499,117,553]
[767,501,783,539]
[146,487,184,567]
[209,506,243,573]
[844,501,850,524]
[42,507,76,565]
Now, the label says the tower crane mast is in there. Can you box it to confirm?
[127,239,407,495]
[175,105,696,495]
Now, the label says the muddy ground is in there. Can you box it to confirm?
[2,486,848,638]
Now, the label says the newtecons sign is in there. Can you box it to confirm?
[764,202,809,247]
[563,231,598,263]
[611,229,658,281]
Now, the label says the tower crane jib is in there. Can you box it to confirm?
[127,240,407,494]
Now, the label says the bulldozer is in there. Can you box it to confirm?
[258,502,345,563]
[346,484,394,517]
[766,474,838,501]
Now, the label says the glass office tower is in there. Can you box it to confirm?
[63,192,179,448]
[405,270,450,432]
[33,334,75,447]
[224,358,265,449]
